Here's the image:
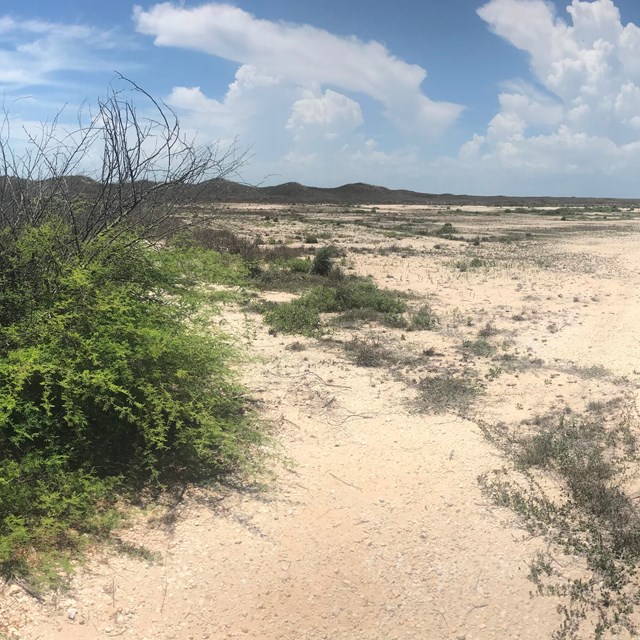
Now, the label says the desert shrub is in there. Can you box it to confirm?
[455,257,486,272]
[462,338,495,357]
[0,224,259,578]
[310,244,338,276]
[480,409,640,638]
[261,279,406,336]
[155,244,250,289]
[174,227,260,260]
[409,304,438,330]
[381,312,409,329]
[478,322,498,337]
[284,257,312,273]
[303,280,406,316]
[418,373,480,414]
[432,222,458,237]
[262,299,321,336]
[344,338,393,367]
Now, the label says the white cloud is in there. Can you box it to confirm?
[0,17,130,87]
[286,90,363,141]
[134,2,462,139]
[449,0,640,194]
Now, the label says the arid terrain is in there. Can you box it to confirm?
[3,203,640,639]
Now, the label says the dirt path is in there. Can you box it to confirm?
[4,207,640,640]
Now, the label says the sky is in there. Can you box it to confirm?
[3,0,640,196]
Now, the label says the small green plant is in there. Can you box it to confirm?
[462,338,495,358]
[409,304,438,330]
[261,279,406,335]
[486,365,502,380]
[262,299,321,337]
[310,245,338,276]
[433,222,458,237]
[478,322,498,338]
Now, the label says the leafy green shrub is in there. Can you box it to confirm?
[262,299,321,336]
[294,281,404,315]
[0,224,259,578]
[261,279,406,336]
[155,245,250,289]
[285,257,312,273]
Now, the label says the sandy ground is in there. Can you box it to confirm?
[3,205,640,639]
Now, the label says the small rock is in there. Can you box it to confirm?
[67,608,78,621]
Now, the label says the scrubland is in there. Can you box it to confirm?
[5,203,640,640]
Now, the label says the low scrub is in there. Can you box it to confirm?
[409,304,438,330]
[261,278,407,336]
[479,405,640,638]
[344,338,394,368]
[417,372,480,414]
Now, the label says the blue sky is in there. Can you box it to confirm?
[3,0,640,196]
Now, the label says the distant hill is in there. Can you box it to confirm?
[2,175,637,208]
[194,178,639,208]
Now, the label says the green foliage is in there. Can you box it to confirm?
[462,338,496,357]
[432,222,458,237]
[455,257,486,272]
[155,245,250,289]
[0,223,260,580]
[261,279,407,336]
[262,299,322,337]
[409,304,438,330]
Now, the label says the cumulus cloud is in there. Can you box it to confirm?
[458,0,640,194]
[286,90,363,142]
[133,2,462,139]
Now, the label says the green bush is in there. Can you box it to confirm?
[409,304,438,330]
[261,279,407,336]
[0,223,259,577]
[263,299,321,336]
[308,281,406,314]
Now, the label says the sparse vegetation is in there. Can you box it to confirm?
[462,338,496,358]
[344,337,394,368]
[417,372,481,414]
[409,304,439,330]
[479,403,640,639]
